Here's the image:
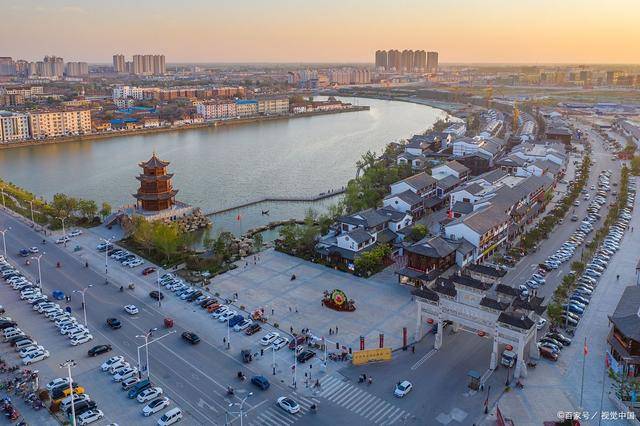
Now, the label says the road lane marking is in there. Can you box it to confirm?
[197,398,219,413]
[411,348,437,370]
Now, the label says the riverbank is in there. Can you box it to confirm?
[0,105,370,151]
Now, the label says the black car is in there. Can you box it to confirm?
[106,318,122,329]
[52,382,81,400]
[297,350,316,363]
[186,291,202,302]
[149,291,164,301]
[8,335,29,345]
[66,400,96,416]
[245,323,261,336]
[201,299,217,308]
[182,331,200,344]
[88,344,112,357]
[0,321,17,330]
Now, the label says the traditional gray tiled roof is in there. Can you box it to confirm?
[496,283,519,297]
[480,297,510,311]
[455,238,475,255]
[477,169,508,184]
[385,190,423,207]
[433,278,457,298]
[463,183,486,196]
[460,205,509,235]
[412,288,439,302]
[466,263,507,278]
[609,286,640,342]
[377,206,408,222]
[452,201,474,214]
[346,228,373,244]
[376,228,398,244]
[397,172,436,192]
[406,236,457,258]
[437,175,461,191]
[446,160,470,174]
[450,274,493,291]
[497,312,535,330]
[338,208,388,229]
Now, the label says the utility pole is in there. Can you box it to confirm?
[59,360,77,426]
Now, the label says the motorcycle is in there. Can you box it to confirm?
[227,387,235,396]
[237,372,246,381]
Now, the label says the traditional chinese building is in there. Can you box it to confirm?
[133,153,178,212]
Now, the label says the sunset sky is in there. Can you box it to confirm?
[2,0,639,64]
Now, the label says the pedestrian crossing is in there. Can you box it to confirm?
[317,375,410,425]
[247,394,319,426]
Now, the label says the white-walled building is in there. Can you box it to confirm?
[257,97,289,115]
[112,85,144,101]
[0,110,30,143]
[29,109,92,139]
[196,101,237,120]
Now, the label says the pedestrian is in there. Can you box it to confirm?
[223,337,226,344]
[289,306,292,312]
[261,307,265,315]
[329,328,332,335]
[271,308,274,316]
[368,377,372,385]
[290,326,293,333]
[412,345,415,354]
[335,326,338,334]
[321,300,324,307]
[295,307,298,313]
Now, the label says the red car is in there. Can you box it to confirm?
[142,267,156,276]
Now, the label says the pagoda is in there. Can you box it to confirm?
[133,153,178,212]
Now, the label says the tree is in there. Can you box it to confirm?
[252,233,264,252]
[354,244,391,277]
[77,199,98,220]
[100,202,112,220]
[151,222,183,261]
[410,224,428,242]
[546,302,563,325]
[131,217,155,254]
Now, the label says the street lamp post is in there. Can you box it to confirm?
[28,200,35,224]
[227,321,231,350]
[156,269,161,308]
[0,227,9,258]
[59,360,77,426]
[58,216,67,237]
[73,285,93,327]
[136,329,176,380]
[99,236,114,278]
[229,392,253,426]
[31,253,44,286]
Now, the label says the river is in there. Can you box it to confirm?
[0,97,446,235]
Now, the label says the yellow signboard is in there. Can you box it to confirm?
[352,348,392,365]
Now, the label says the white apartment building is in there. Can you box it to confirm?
[0,111,30,143]
[257,97,289,115]
[112,85,144,101]
[29,110,92,139]
[196,101,237,120]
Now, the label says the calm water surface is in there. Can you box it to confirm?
[0,97,446,234]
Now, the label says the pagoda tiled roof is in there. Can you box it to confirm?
[139,153,170,168]
[136,173,174,181]
[133,190,178,201]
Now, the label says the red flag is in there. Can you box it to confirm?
[236,214,241,221]
[583,338,588,356]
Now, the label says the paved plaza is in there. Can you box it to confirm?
[213,250,415,351]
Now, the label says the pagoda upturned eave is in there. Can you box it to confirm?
[136,173,174,181]
[139,155,170,168]
[133,190,178,201]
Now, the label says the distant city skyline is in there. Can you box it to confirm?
[2,0,640,64]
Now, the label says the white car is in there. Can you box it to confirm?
[124,304,139,315]
[536,318,548,330]
[137,386,163,403]
[394,380,413,397]
[109,362,131,375]
[78,409,103,425]
[46,377,70,391]
[69,229,82,237]
[260,332,280,346]
[19,346,45,358]
[271,337,289,350]
[70,333,94,346]
[218,310,237,322]
[101,355,125,372]
[276,396,300,414]
[210,306,228,318]
[233,319,253,332]
[143,396,170,416]
[113,367,138,382]
[127,259,144,268]
[23,350,50,365]
[55,236,70,244]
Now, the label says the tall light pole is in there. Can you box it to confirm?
[156,269,162,308]
[28,200,35,224]
[73,285,93,327]
[31,253,44,286]
[99,236,114,278]
[229,392,253,426]
[59,360,77,426]
[58,216,67,237]
[136,329,175,380]
[0,227,9,258]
